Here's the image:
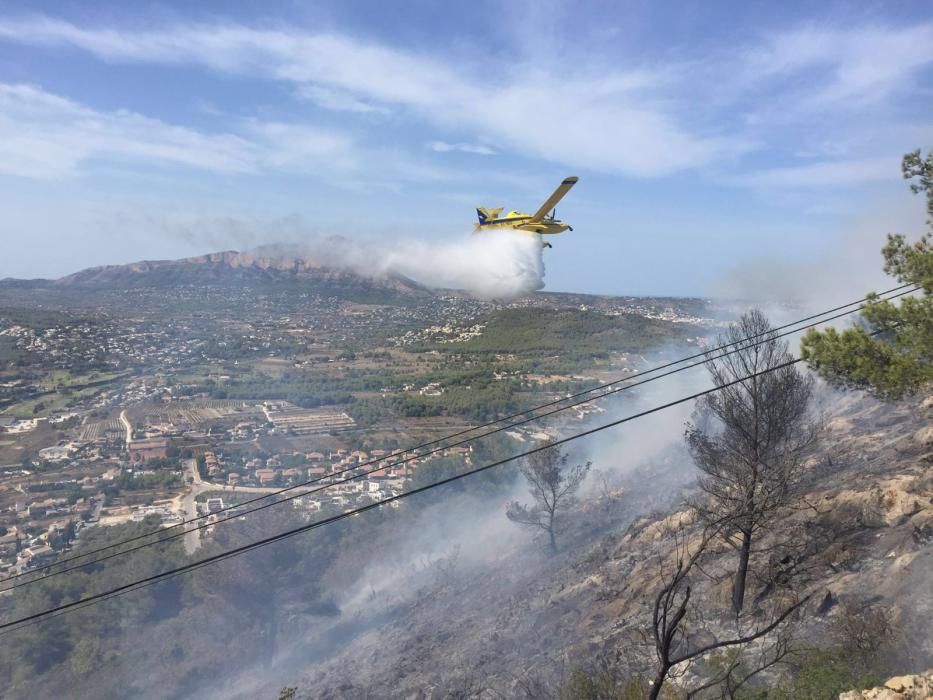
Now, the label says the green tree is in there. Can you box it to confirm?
[766,648,879,700]
[801,149,933,397]
[506,442,590,553]
[49,519,77,550]
[69,637,100,675]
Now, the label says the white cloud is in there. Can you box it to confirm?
[242,120,357,171]
[746,23,933,107]
[0,17,734,177]
[0,82,454,187]
[428,141,496,155]
[0,83,258,178]
[0,17,929,183]
[296,84,390,114]
[737,156,898,189]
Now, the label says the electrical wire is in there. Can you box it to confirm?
[0,355,807,634]
[8,285,906,583]
[1,285,917,592]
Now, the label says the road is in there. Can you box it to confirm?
[119,410,132,448]
[175,458,202,554]
[198,482,320,495]
[171,456,327,554]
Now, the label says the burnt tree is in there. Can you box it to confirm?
[648,525,810,700]
[686,309,816,614]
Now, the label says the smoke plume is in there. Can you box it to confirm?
[707,197,928,313]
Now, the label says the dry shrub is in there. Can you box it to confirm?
[829,599,896,670]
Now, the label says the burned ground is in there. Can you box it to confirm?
[215,389,933,699]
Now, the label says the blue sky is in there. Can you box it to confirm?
[0,1,931,296]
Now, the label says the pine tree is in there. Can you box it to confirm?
[801,149,933,397]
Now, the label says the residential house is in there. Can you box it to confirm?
[255,468,278,485]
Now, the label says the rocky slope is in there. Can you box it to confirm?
[238,389,933,699]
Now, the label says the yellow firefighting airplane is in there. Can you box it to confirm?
[474,176,578,247]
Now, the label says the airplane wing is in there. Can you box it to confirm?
[527,176,578,223]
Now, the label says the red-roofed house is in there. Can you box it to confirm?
[255,468,278,485]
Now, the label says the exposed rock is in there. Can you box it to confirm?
[829,417,856,432]
[828,475,929,527]
[632,508,696,542]
[278,391,933,700]
[839,669,933,699]
[914,426,933,448]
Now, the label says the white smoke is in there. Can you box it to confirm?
[572,356,709,503]
[707,195,928,313]
[335,488,524,616]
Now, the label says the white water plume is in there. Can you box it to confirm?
[311,230,546,300]
[158,210,548,300]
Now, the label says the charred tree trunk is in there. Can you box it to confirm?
[649,663,671,700]
[732,529,752,614]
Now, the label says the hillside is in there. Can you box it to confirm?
[0,248,433,302]
[246,389,932,699]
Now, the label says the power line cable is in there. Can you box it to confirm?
[0,354,807,634]
[9,285,906,584]
[2,286,918,591]
[3,306,912,635]
[2,312,909,634]
[7,284,911,584]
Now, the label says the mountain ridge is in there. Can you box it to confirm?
[0,247,434,300]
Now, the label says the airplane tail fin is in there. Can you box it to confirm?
[476,207,489,224]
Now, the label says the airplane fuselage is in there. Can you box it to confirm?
[476,219,572,235]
